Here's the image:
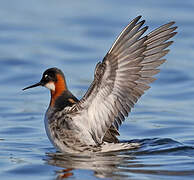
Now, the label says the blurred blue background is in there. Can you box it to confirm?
[0,0,194,179]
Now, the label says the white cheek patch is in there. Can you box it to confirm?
[45,82,55,91]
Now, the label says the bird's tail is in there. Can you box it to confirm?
[100,142,140,153]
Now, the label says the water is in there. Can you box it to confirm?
[0,0,194,179]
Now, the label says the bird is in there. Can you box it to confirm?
[23,16,177,153]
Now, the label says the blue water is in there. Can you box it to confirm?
[0,0,194,179]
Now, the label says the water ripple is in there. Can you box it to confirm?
[0,0,194,180]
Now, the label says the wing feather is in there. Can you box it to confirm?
[72,16,177,144]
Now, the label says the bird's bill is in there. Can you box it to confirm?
[22,82,42,90]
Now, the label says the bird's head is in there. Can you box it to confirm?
[23,67,67,93]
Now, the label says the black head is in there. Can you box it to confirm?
[23,67,65,91]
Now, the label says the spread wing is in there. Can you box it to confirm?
[73,16,177,144]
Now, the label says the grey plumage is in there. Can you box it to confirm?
[45,16,177,153]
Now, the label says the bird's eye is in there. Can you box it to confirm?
[44,74,50,80]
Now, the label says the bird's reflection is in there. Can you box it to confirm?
[55,168,74,179]
[44,138,194,179]
[45,149,138,179]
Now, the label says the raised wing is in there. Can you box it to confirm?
[73,16,177,145]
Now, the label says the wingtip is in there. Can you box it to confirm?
[137,15,142,19]
[165,21,176,27]
[164,49,170,53]
[144,25,149,31]
[159,59,167,65]
[133,15,143,23]
[171,26,178,31]
[173,26,178,31]
[166,22,178,32]
[141,19,146,24]
[170,31,178,37]
[167,40,174,46]
[170,21,176,25]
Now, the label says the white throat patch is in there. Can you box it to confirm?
[45,82,55,91]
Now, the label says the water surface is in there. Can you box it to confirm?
[0,0,194,179]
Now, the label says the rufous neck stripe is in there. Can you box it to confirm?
[50,74,67,107]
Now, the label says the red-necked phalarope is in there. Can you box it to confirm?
[23,16,177,153]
